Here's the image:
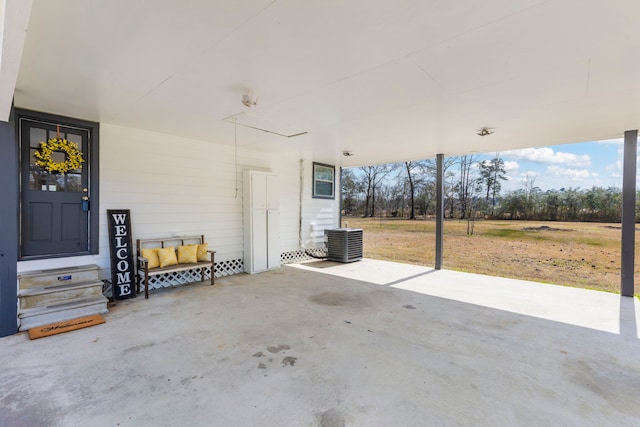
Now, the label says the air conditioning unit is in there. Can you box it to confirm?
[325,228,363,263]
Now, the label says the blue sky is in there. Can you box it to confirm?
[486,138,628,193]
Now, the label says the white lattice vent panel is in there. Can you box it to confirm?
[145,268,210,289]
[215,259,244,277]
[281,250,308,264]
[281,249,328,264]
[143,259,243,290]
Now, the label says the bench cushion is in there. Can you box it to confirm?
[141,248,161,269]
[178,245,198,264]
[158,246,178,268]
[196,243,209,262]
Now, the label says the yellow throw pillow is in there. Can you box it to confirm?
[196,243,209,262]
[158,246,178,268]
[141,248,161,269]
[178,245,198,264]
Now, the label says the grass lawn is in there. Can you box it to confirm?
[343,217,639,295]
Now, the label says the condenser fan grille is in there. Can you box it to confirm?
[325,228,363,263]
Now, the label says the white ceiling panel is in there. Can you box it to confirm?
[410,0,601,94]
[257,58,443,130]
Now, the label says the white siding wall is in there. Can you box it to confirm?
[17,124,338,278]
[300,159,340,249]
[271,155,303,252]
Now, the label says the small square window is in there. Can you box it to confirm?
[312,162,335,199]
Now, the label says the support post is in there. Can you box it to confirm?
[435,154,444,270]
[0,107,18,337]
[621,130,637,297]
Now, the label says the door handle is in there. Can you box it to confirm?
[82,188,90,211]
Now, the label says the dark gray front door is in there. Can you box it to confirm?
[20,118,91,258]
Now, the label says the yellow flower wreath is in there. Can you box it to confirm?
[34,138,84,174]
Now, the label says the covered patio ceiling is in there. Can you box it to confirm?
[6,0,640,165]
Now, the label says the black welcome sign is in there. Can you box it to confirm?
[107,209,136,300]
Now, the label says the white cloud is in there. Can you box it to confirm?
[503,147,591,168]
[500,161,520,182]
[547,165,593,180]
[606,160,622,172]
[503,161,519,173]
[596,138,623,145]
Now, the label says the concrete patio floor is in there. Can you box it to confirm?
[1,259,639,426]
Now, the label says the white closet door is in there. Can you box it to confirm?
[252,173,267,209]
[266,174,279,209]
[252,209,268,272]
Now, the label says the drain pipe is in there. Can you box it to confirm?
[339,167,343,228]
[299,159,304,249]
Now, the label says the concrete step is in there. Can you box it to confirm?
[18,264,100,290]
[19,280,104,310]
[18,295,109,332]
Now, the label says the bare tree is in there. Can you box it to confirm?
[359,167,374,217]
[455,154,479,219]
[403,160,428,219]
[424,157,457,218]
[388,180,408,217]
[358,164,395,217]
[465,179,484,235]
[522,174,541,219]
[340,168,362,216]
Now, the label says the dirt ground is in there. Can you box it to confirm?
[343,217,639,295]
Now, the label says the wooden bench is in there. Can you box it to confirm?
[136,235,215,299]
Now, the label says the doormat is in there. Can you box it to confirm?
[28,314,105,340]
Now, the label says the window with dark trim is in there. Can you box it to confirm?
[312,162,335,199]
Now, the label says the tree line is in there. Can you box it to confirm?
[341,155,637,224]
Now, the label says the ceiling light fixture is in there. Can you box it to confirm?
[477,127,495,136]
[241,90,258,108]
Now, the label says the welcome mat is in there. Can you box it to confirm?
[28,314,105,340]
